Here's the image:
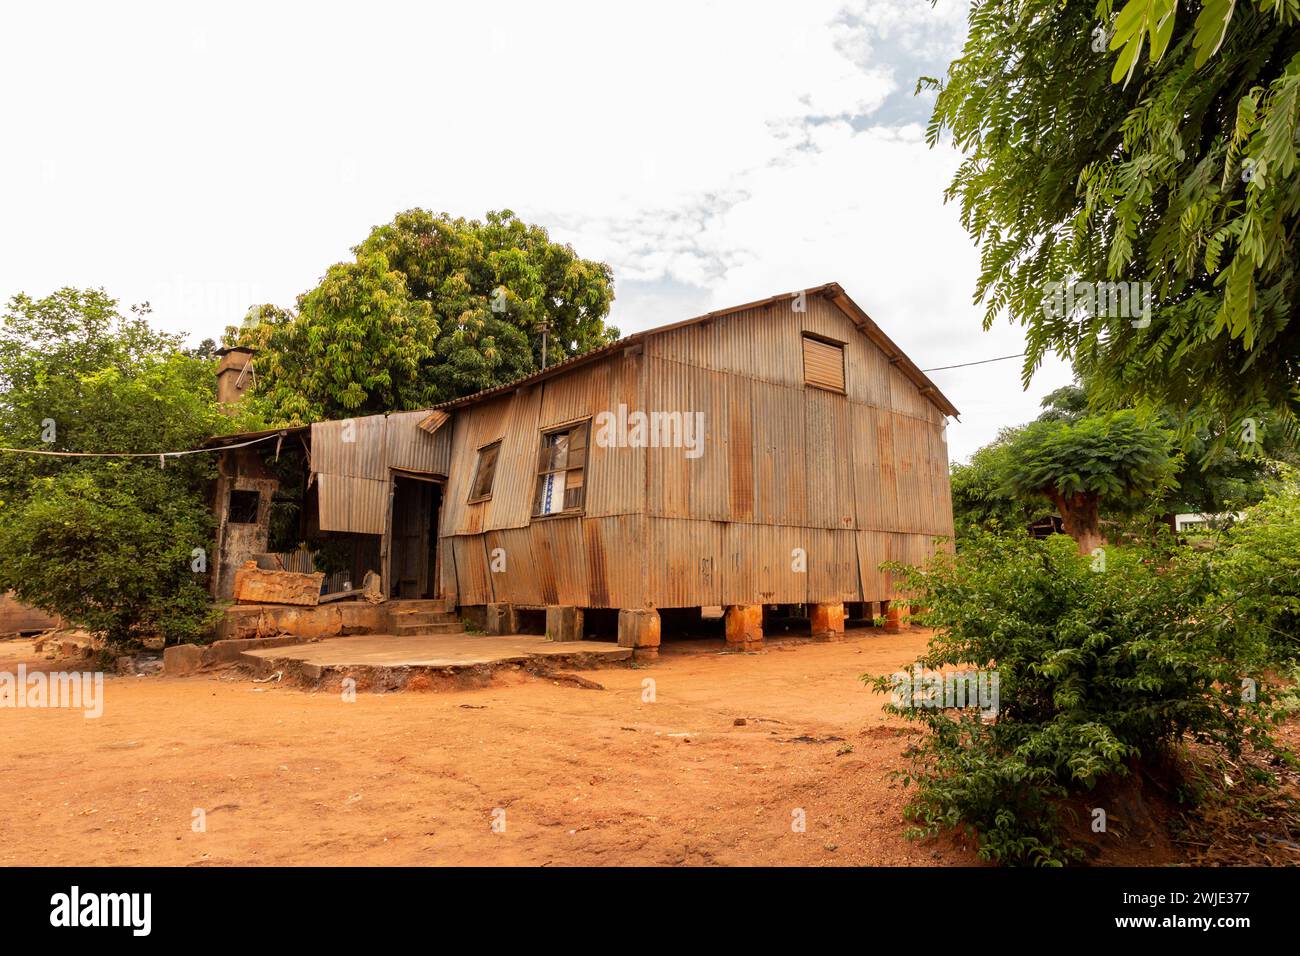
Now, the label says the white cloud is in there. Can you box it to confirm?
[0,0,1069,461]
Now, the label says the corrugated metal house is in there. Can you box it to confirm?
[207,283,958,650]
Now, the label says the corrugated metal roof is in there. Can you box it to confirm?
[430,283,959,418]
[203,283,959,449]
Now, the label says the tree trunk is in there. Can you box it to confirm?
[1048,491,1102,555]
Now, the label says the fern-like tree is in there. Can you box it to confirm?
[928,0,1300,452]
[1003,410,1180,553]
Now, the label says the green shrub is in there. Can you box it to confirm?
[1218,478,1300,662]
[868,533,1277,866]
[0,463,220,647]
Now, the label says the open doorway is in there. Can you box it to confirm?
[389,474,443,599]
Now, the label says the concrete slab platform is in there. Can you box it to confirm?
[238,632,632,691]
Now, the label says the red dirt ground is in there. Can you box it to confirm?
[0,628,1191,866]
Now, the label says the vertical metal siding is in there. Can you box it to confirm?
[311,415,388,479]
[386,409,451,475]
[438,292,954,609]
[316,473,389,535]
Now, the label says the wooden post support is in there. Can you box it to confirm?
[810,602,846,641]
[545,606,584,643]
[618,608,661,661]
[486,603,517,636]
[725,604,763,651]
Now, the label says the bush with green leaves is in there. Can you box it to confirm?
[1218,476,1300,661]
[0,464,219,645]
[868,532,1277,865]
[950,430,1036,540]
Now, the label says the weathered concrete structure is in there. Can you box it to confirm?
[0,591,59,636]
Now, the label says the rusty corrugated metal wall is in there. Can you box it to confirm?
[438,291,953,609]
[310,411,451,535]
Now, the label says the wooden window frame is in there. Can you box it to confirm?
[801,332,846,394]
[530,419,591,520]
[467,440,501,504]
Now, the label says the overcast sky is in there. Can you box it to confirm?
[0,0,1073,462]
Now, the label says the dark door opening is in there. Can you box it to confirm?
[390,475,443,599]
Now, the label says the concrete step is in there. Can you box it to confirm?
[389,609,459,625]
[393,621,465,637]
[387,598,455,613]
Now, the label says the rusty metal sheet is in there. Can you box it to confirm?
[311,415,387,479]
[316,473,389,535]
[386,409,449,475]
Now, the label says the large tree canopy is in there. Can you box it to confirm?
[930,0,1300,453]
[232,209,619,423]
[953,379,1286,545]
[1003,409,1180,552]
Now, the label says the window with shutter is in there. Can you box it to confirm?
[468,441,501,502]
[532,421,589,517]
[802,334,845,392]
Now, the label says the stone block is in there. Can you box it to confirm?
[725,604,763,650]
[486,603,517,635]
[163,643,205,676]
[810,602,847,641]
[233,561,323,606]
[545,605,584,643]
[617,608,662,649]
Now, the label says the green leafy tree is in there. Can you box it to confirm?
[231,209,619,423]
[1037,381,1282,524]
[0,289,249,645]
[928,0,1300,450]
[1034,384,1092,424]
[1002,410,1180,552]
[951,428,1039,538]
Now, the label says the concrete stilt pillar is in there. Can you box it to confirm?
[884,603,903,633]
[545,605,584,643]
[618,608,661,661]
[725,604,763,651]
[486,603,517,635]
[810,602,846,641]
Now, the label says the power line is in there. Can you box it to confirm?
[922,352,1026,372]
[0,430,289,463]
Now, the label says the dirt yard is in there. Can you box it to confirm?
[0,629,1185,866]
